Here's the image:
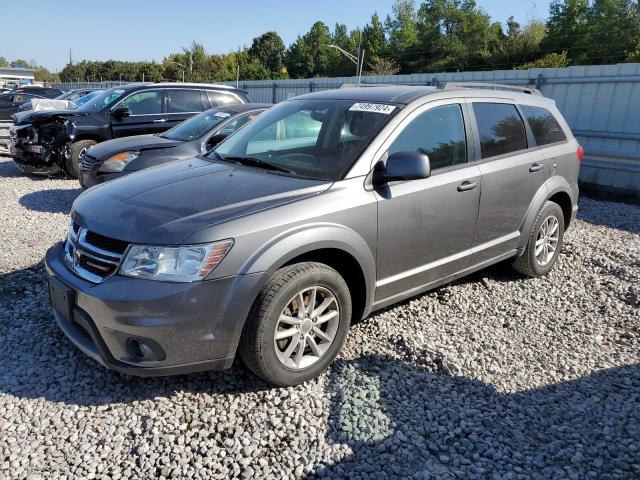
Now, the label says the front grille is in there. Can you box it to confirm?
[85,231,129,255]
[65,227,129,283]
[81,154,100,171]
[78,253,119,277]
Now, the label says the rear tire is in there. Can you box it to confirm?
[512,201,565,277]
[239,262,352,386]
[65,140,96,178]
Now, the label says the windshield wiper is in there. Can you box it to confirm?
[218,155,296,175]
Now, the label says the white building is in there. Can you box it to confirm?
[0,67,36,88]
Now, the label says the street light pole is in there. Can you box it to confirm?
[322,44,364,83]
[168,61,185,82]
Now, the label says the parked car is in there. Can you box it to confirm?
[9,82,250,177]
[17,88,101,113]
[45,83,580,386]
[0,91,49,120]
[80,103,270,189]
[12,86,63,98]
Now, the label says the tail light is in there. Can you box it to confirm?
[577,145,584,163]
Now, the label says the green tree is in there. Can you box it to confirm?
[362,13,388,59]
[285,21,333,78]
[385,0,419,71]
[628,39,640,61]
[364,56,401,75]
[541,0,591,64]
[492,17,545,68]
[248,31,286,78]
[518,51,570,69]
[586,0,640,64]
[328,23,358,76]
[34,66,60,83]
[416,0,503,72]
[0,57,8,67]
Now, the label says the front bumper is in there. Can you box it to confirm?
[45,242,268,376]
[80,166,126,189]
[11,141,63,175]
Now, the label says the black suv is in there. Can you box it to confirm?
[9,82,250,177]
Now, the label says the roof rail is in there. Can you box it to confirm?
[339,82,434,89]
[437,82,542,96]
[152,81,236,90]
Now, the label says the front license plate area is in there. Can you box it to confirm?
[48,276,74,320]
[25,144,43,153]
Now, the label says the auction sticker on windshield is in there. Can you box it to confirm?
[349,103,396,114]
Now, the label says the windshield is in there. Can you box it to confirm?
[75,87,126,112]
[55,91,74,100]
[212,99,398,180]
[160,109,231,141]
[73,91,100,108]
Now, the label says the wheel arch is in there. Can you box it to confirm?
[73,133,104,143]
[238,223,377,322]
[518,176,573,250]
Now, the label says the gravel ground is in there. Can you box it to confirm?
[0,141,639,479]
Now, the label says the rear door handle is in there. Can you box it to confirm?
[457,180,478,192]
[529,162,544,172]
[153,119,167,123]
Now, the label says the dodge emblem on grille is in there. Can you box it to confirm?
[85,260,110,272]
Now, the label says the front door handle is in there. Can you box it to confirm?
[153,119,167,123]
[457,180,478,192]
[529,162,544,172]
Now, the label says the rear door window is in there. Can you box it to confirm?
[521,105,567,146]
[473,103,528,159]
[120,90,163,115]
[388,104,467,171]
[167,89,203,113]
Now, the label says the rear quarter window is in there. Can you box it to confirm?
[473,103,528,159]
[521,105,567,146]
[207,91,240,107]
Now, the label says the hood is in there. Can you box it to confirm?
[14,109,87,125]
[87,134,182,160]
[72,157,330,244]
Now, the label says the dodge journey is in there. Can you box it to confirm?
[45,83,580,386]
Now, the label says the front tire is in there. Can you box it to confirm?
[239,262,352,386]
[512,201,565,277]
[65,140,96,178]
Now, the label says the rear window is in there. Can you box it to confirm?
[521,105,567,146]
[473,103,528,159]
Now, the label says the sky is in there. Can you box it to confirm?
[1,0,547,72]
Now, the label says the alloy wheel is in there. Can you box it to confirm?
[535,215,560,267]
[274,286,340,370]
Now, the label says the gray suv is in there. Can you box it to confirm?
[45,83,581,386]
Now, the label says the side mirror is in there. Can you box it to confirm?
[111,107,131,119]
[373,151,431,186]
[205,133,229,151]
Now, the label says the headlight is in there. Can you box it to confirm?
[98,151,139,173]
[120,240,234,282]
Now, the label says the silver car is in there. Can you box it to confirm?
[45,83,581,386]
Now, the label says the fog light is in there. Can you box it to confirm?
[127,338,154,360]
